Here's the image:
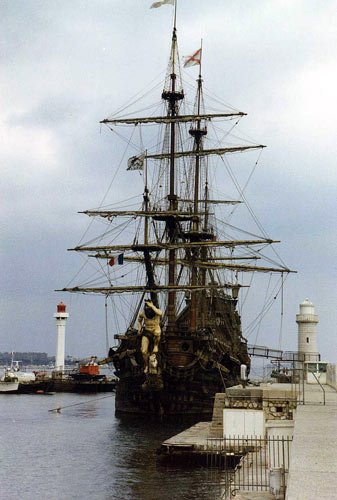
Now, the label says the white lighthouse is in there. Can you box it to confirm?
[296,298,319,362]
[53,301,69,372]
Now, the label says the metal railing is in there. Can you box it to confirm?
[206,435,292,499]
[248,344,321,363]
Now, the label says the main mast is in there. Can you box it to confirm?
[161,9,184,332]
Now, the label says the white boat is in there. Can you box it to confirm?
[0,378,19,393]
[5,360,36,383]
[0,367,19,393]
[0,356,36,392]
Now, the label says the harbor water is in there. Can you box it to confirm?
[0,393,224,499]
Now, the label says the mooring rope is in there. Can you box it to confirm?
[48,394,115,413]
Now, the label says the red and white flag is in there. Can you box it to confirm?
[183,48,202,68]
[150,0,174,8]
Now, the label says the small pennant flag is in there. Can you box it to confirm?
[183,48,202,68]
[127,154,145,171]
[150,0,174,8]
[117,253,124,265]
[108,257,115,267]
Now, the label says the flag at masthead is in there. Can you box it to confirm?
[150,0,174,8]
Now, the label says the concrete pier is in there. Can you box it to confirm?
[286,384,337,500]
[159,381,337,499]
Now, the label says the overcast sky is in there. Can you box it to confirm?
[2,0,337,362]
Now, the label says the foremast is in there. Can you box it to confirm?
[142,159,158,307]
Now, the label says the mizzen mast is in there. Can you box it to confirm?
[189,45,207,331]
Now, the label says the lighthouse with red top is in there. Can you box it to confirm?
[53,302,69,372]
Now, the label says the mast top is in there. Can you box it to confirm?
[173,0,177,31]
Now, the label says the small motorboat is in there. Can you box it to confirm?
[0,373,19,394]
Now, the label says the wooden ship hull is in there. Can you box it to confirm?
[111,295,250,416]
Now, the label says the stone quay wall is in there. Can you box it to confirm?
[210,386,297,438]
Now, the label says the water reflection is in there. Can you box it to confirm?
[107,416,224,499]
[0,393,225,499]
[71,403,98,419]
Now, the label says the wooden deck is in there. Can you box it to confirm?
[161,421,211,451]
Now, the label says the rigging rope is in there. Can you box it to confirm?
[76,126,137,250]
[278,274,284,350]
[252,273,272,346]
[108,71,166,117]
[105,296,109,353]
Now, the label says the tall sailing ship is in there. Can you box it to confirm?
[61,4,291,416]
